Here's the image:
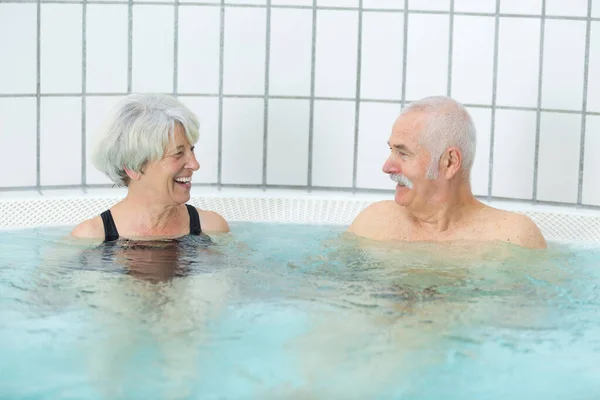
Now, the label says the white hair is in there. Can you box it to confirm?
[92,93,200,186]
[401,96,476,180]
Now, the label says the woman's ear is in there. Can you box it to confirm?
[124,166,142,181]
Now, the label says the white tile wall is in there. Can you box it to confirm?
[536,113,581,203]
[179,97,220,184]
[586,22,600,112]
[269,8,313,96]
[271,0,312,6]
[178,6,221,94]
[360,11,404,100]
[86,5,128,94]
[221,98,264,184]
[267,99,310,186]
[223,7,266,95]
[85,96,123,185]
[312,100,355,187]
[40,97,82,186]
[132,6,174,93]
[594,0,600,18]
[467,107,492,197]
[496,18,541,108]
[500,0,542,15]
[546,0,588,17]
[0,4,36,94]
[405,13,449,101]
[315,10,359,98]
[318,0,359,7]
[362,0,403,9]
[541,20,586,111]
[227,0,266,4]
[356,102,399,190]
[41,4,82,93]
[1,1,597,208]
[408,0,449,11]
[451,16,495,105]
[0,99,37,188]
[492,110,537,199]
[454,0,496,13]
[582,116,600,206]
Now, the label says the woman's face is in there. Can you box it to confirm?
[137,124,200,205]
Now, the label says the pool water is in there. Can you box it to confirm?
[1,222,599,399]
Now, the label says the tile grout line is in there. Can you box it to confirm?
[446,0,454,96]
[487,0,501,201]
[81,0,87,191]
[173,0,179,95]
[127,0,132,93]
[400,0,408,108]
[217,0,225,189]
[262,0,271,190]
[307,0,317,191]
[36,0,41,193]
[578,0,593,205]
[5,0,595,21]
[532,0,546,202]
[3,92,600,114]
[352,0,363,193]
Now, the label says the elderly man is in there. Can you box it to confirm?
[348,96,547,249]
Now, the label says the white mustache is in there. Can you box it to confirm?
[389,173,414,189]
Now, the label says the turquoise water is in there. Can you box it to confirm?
[1,222,599,399]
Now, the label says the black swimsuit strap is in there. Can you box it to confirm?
[185,204,202,236]
[100,210,120,242]
[100,205,201,242]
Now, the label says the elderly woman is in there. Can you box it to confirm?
[72,93,229,241]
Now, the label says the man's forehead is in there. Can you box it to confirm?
[390,113,424,143]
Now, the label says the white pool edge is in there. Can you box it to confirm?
[1,188,600,243]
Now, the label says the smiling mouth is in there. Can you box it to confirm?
[174,176,192,188]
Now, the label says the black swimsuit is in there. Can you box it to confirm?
[100,204,202,242]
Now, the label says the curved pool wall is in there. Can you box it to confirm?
[1,188,600,245]
[1,2,600,211]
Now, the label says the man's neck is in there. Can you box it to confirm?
[407,183,483,233]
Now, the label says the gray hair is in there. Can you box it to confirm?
[91,93,200,186]
[401,96,476,180]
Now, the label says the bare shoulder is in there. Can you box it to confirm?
[488,208,547,249]
[70,216,105,239]
[197,208,230,234]
[347,200,405,239]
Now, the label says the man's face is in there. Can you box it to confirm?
[382,112,441,209]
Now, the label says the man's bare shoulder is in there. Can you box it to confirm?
[71,216,105,239]
[347,200,407,240]
[484,207,547,249]
[197,208,230,234]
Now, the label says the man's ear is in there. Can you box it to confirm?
[440,147,462,179]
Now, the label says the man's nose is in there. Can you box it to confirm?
[382,156,398,174]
